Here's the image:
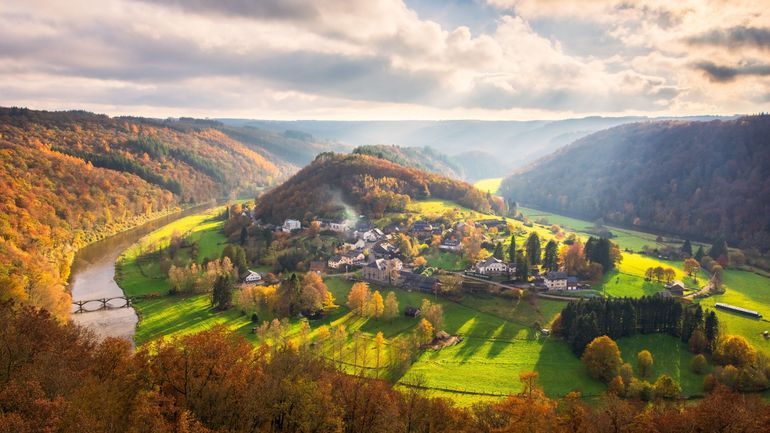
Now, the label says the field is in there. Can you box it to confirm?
[422,250,468,271]
[474,177,502,194]
[615,334,707,396]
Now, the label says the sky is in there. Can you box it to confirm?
[1,0,769,120]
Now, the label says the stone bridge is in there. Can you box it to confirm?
[72,296,133,314]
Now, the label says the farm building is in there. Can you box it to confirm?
[715,303,762,318]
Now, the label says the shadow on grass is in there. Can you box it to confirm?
[533,337,605,398]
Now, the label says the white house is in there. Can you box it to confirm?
[316,218,351,232]
[327,255,348,269]
[362,228,385,242]
[543,271,568,290]
[282,219,301,233]
[343,239,366,251]
[242,270,262,284]
[474,257,509,275]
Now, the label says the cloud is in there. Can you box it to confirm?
[134,0,320,20]
[0,0,767,119]
[687,26,770,50]
[694,61,770,83]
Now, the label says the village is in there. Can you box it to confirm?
[239,211,600,304]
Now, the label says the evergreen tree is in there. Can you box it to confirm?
[705,311,719,352]
[514,250,529,281]
[708,238,728,260]
[543,240,559,272]
[493,242,504,261]
[681,239,692,257]
[211,273,234,310]
[525,233,541,266]
[507,234,516,264]
[694,246,705,261]
[240,226,248,245]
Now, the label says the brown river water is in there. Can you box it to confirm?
[69,203,216,344]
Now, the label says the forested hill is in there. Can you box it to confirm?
[500,115,770,249]
[0,107,284,320]
[352,144,464,179]
[254,152,504,223]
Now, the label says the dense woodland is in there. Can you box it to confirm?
[254,153,505,223]
[0,107,283,320]
[500,116,770,251]
[3,300,770,433]
[352,145,465,179]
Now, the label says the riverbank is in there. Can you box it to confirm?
[68,201,219,342]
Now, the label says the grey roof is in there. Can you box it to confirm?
[479,257,504,267]
[545,271,567,280]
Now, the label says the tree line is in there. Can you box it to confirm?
[558,296,719,354]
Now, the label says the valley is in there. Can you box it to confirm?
[85,182,770,406]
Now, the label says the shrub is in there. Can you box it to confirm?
[691,354,708,374]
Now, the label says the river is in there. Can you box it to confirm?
[69,203,217,343]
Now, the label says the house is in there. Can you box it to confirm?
[475,218,507,229]
[362,258,403,284]
[242,270,262,284]
[439,238,462,252]
[282,219,301,233]
[410,221,434,236]
[474,257,509,275]
[317,218,350,232]
[567,276,579,291]
[665,281,686,296]
[361,228,385,242]
[373,241,399,258]
[399,271,440,293]
[543,271,568,290]
[404,306,421,317]
[309,261,326,274]
[328,255,346,269]
[344,249,366,265]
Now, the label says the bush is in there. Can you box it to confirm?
[637,350,654,378]
[691,354,708,374]
[653,374,681,400]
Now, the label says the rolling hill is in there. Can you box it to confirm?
[499,115,770,250]
[0,107,288,319]
[352,144,464,179]
[253,152,503,223]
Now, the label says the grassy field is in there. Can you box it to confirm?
[616,334,707,396]
[519,207,708,253]
[699,270,770,356]
[115,206,254,345]
[423,250,468,271]
[474,177,503,194]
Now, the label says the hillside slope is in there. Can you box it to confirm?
[499,116,770,249]
[352,144,464,179]
[254,152,503,223]
[229,116,731,179]
[0,107,283,319]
